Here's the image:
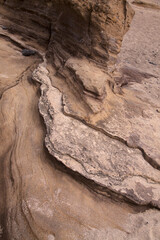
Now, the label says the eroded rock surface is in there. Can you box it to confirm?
[0,0,160,239]
[33,63,160,209]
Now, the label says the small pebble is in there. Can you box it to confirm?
[22,49,36,56]
[1,25,7,30]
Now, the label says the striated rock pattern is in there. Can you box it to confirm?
[33,63,160,209]
[0,0,134,113]
[0,0,160,240]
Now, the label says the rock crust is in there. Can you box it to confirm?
[0,0,160,239]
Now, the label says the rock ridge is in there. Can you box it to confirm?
[32,61,160,209]
[0,0,160,239]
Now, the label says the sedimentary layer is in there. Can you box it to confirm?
[0,0,160,239]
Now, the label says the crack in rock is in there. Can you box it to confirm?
[32,62,160,209]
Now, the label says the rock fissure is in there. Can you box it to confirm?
[32,60,160,209]
[63,109,160,171]
[0,63,38,100]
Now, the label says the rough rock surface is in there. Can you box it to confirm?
[0,0,160,240]
[33,63,160,209]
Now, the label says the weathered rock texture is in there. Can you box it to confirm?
[0,0,134,113]
[0,0,160,239]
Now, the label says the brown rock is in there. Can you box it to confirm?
[0,0,160,239]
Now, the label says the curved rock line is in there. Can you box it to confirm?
[32,60,160,209]
[1,1,160,239]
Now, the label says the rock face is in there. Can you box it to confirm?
[0,0,160,240]
[33,63,160,209]
[0,0,134,113]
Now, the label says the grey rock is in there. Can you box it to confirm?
[22,48,36,56]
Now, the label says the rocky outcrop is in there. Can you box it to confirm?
[0,0,134,113]
[0,0,160,240]
[33,60,160,209]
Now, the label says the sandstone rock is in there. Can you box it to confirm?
[33,64,160,209]
[65,58,107,98]
[0,0,160,239]
[90,0,160,168]
[132,0,160,9]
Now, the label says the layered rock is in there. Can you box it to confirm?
[0,0,134,113]
[33,62,160,208]
[0,0,160,240]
